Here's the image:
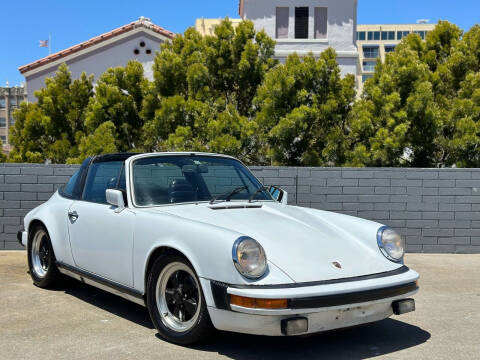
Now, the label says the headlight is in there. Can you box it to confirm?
[232,237,267,279]
[377,226,405,262]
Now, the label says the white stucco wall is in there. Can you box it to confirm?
[24,32,164,102]
[243,0,358,76]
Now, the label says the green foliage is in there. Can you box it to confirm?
[348,21,480,168]
[85,61,148,152]
[9,64,94,163]
[143,19,277,164]
[9,19,480,168]
[255,49,356,166]
[67,121,118,164]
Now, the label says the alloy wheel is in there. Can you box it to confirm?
[156,262,201,332]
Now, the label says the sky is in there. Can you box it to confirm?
[2,0,479,86]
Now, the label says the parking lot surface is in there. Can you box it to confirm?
[0,251,479,360]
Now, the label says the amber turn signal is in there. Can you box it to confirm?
[230,295,288,309]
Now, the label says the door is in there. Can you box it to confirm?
[67,160,134,287]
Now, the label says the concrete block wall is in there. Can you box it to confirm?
[0,164,80,250]
[1,163,480,253]
[251,167,480,254]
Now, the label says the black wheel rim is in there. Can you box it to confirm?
[165,270,199,322]
[32,229,49,278]
[39,237,50,271]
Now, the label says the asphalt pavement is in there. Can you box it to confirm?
[0,251,479,360]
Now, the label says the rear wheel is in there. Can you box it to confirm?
[27,224,62,288]
[146,255,214,345]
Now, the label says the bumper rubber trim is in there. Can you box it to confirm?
[288,282,418,310]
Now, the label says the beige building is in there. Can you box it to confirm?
[195,18,243,36]
[357,23,435,91]
[0,85,27,154]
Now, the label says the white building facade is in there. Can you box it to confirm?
[239,0,359,77]
[19,17,174,102]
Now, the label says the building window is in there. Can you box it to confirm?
[9,97,17,107]
[385,45,396,53]
[1,135,6,145]
[9,117,15,126]
[314,7,328,39]
[414,31,426,40]
[357,31,366,41]
[0,98,5,108]
[363,61,376,72]
[368,31,380,41]
[276,7,289,39]
[295,7,309,39]
[362,74,373,83]
[397,31,410,40]
[0,118,6,127]
[363,46,379,58]
[381,31,395,41]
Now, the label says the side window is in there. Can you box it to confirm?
[83,161,123,204]
[62,171,80,198]
[60,158,91,199]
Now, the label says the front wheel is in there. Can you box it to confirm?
[146,255,214,345]
[27,224,62,288]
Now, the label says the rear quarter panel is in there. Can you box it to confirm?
[24,191,75,265]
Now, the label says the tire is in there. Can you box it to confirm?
[146,254,214,345]
[27,224,62,288]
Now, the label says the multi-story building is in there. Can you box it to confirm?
[214,0,358,77]
[357,23,435,91]
[19,17,175,103]
[0,85,27,154]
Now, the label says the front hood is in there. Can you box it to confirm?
[148,202,401,283]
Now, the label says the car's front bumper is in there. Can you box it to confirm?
[203,267,419,336]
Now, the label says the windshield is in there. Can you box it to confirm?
[132,155,272,206]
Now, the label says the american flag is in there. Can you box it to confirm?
[39,40,49,48]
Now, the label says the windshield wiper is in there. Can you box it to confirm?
[210,186,248,204]
[249,186,268,203]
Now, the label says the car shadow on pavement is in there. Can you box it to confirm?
[59,279,430,359]
[61,279,155,329]
[191,319,431,360]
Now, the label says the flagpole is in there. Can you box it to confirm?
[49,33,51,55]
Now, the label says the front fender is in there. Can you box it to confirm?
[132,210,293,294]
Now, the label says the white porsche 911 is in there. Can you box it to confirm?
[18,152,418,344]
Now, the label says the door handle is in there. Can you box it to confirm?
[68,211,79,222]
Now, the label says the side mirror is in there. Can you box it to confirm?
[269,186,288,205]
[106,189,126,213]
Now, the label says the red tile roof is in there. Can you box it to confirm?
[18,18,175,74]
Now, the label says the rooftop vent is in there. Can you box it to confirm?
[416,19,430,24]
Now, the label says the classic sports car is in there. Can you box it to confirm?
[18,152,418,344]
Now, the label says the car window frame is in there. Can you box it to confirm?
[81,159,125,205]
[128,154,273,208]
[58,158,92,200]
